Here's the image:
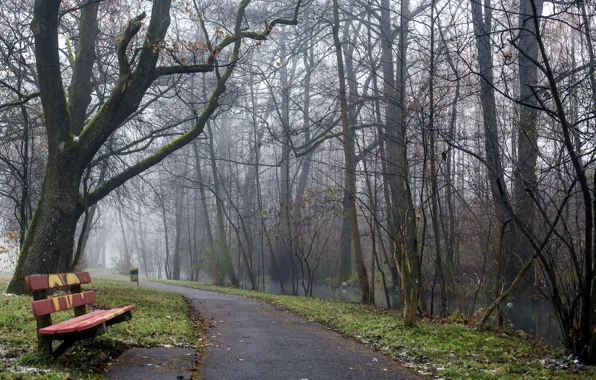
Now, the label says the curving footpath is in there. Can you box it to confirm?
[140,281,419,380]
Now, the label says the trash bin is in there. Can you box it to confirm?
[130,268,139,285]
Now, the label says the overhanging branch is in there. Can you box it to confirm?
[0,92,40,112]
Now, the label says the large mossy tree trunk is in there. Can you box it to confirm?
[8,0,86,293]
[9,155,84,293]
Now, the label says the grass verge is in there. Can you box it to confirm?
[0,277,196,379]
[152,278,595,379]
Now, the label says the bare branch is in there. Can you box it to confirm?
[0,92,40,112]
[117,12,146,77]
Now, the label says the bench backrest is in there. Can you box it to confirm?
[26,272,92,292]
[25,272,95,317]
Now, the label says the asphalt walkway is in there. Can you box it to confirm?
[137,281,418,380]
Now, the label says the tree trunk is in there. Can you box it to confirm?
[193,140,221,285]
[428,0,447,317]
[337,19,359,285]
[369,12,400,306]
[439,22,460,293]
[207,122,238,286]
[158,172,172,280]
[172,184,183,280]
[117,202,132,275]
[381,0,420,325]
[276,39,293,287]
[511,0,543,285]
[17,104,31,250]
[337,192,353,284]
[248,71,267,291]
[332,0,371,304]
[7,155,83,293]
[470,0,511,312]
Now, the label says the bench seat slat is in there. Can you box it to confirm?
[31,291,96,317]
[26,272,92,292]
[39,304,136,335]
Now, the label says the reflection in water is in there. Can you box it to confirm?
[265,282,562,347]
[501,299,560,347]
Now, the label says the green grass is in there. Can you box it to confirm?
[152,278,595,379]
[0,277,196,379]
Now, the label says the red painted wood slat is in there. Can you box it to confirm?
[25,272,92,292]
[39,304,136,335]
[31,291,96,317]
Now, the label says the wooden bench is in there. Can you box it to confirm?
[25,272,136,358]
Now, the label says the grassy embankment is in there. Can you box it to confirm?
[0,277,197,379]
[153,278,595,379]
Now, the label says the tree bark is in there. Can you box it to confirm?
[470,0,511,314]
[511,0,543,285]
[193,140,221,285]
[332,0,370,304]
[117,203,132,274]
[428,0,447,317]
[276,39,293,287]
[337,19,359,285]
[172,180,184,280]
[207,122,238,286]
[381,0,420,325]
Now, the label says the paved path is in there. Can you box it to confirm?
[107,347,194,380]
[141,281,418,380]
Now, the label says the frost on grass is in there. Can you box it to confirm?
[10,366,51,374]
